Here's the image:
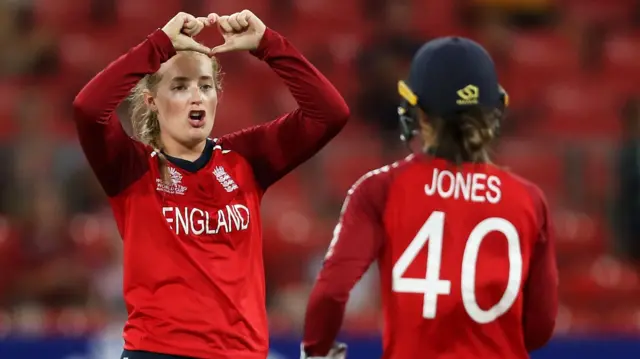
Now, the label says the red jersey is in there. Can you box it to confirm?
[73,29,349,359]
[303,154,558,359]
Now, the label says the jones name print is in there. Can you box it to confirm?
[425,168,502,204]
[162,204,250,236]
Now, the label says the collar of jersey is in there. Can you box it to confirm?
[163,138,214,173]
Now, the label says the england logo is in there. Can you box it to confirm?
[213,166,238,193]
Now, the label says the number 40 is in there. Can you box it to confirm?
[392,211,523,324]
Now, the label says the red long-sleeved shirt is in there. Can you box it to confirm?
[73,28,349,359]
[303,154,558,359]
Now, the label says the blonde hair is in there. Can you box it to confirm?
[128,52,222,181]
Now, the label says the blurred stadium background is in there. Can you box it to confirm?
[1,0,640,357]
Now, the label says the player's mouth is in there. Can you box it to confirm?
[188,110,206,128]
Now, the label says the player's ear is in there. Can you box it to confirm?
[143,89,158,112]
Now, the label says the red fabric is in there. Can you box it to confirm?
[73,28,348,358]
[303,154,558,358]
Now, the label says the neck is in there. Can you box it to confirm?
[161,137,207,162]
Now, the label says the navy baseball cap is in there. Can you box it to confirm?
[398,36,506,117]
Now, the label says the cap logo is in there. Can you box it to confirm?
[456,85,479,105]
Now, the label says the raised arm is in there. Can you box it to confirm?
[522,188,559,351]
[72,13,211,196]
[219,15,349,190]
[72,30,174,196]
[302,170,390,357]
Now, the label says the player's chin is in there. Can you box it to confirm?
[189,130,209,142]
[182,126,209,144]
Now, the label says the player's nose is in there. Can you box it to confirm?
[189,87,204,104]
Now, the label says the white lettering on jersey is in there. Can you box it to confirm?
[392,211,522,323]
[162,204,250,236]
[424,169,501,204]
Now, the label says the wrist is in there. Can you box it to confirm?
[148,29,177,59]
[250,27,278,59]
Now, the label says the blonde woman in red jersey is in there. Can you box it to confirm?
[73,11,349,359]
[302,37,558,359]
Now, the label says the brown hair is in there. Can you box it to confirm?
[128,52,222,181]
[422,106,501,164]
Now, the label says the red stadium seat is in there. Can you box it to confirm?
[201,0,269,18]
[555,304,601,335]
[553,210,607,260]
[317,123,385,198]
[511,31,581,78]
[582,146,616,206]
[0,82,20,139]
[534,75,623,139]
[291,0,369,38]
[560,255,640,309]
[504,32,582,111]
[116,0,182,30]
[33,0,92,32]
[410,0,460,37]
[602,304,640,334]
[602,30,640,85]
[493,140,564,201]
[564,0,636,24]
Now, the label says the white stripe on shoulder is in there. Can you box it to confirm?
[327,162,397,258]
[346,161,401,196]
[336,163,394,217]
[209,138,225,151]
[150,151,157,158]
[210,138,232,154]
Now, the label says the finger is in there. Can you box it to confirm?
[194,21,205,36]
[197,16,214,27]
[237,10,250,27]
[165,12,191,34]
[228,13,242,32]
[211,42,234,55]
[217,15,234,33]
[240,10,256,27]
[207,13,219,25]
[183,38,213,56]
[183,19,200,36]
[182,13,198,30]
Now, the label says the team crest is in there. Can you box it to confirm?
[213,166,238,193]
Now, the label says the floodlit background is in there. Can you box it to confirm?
[0,0,639,357]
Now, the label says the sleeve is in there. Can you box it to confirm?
[302,170,390,356]
[72,29,177,197]
[522,189,559,352]
[220,28,350,190]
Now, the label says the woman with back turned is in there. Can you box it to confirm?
[72,10,349,359]
[301,37,558,359]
